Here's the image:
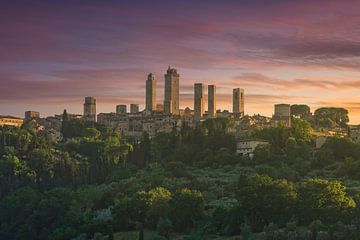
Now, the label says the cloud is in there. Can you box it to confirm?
[231,73,360,90]
[1,1,360,123]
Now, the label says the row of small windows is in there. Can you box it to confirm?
[0,119,23,123]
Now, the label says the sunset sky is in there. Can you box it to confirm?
[1,0,360,123]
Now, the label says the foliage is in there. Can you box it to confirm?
[156,218,173,239]
[291,104,311,119]
[314,107,349,128]
[2,115,360,239]
[170,188,204,231]
[236,174,297,231]
[297,179,356,224]
[290,118,312,142]
[253,126,289,149]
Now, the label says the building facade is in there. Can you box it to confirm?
[83,97,96,122]
[349,125,360,142]
[116,105,127,115]
[130,104,139,114]
[236,139,269,159]
[0,115,24,127]
[194,83,204,121]
[25,111,40,121]
[146,73,156,112]
[97,113,129,134]
[208,85,216,118]
[97,112,182,139]
[156,104,164,113]
[233,88,244,116]
[272,104,291,127]
[164,66,180,115]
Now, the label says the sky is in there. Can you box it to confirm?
[0,0,360,123]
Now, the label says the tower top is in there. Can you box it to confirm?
[147,73,155,79]
[166,66,178,74]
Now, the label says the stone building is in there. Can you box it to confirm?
[156,104,164,113]
[164,66,180,115]
[194,83,204,122]
[216,110,232,118]
[83,97,96,122]
[233,88,244,117]
[272,104,291,127]
[182,107,194,128]
[116,105,127,115]
[97,113,130,134]
[0,115,24,127]
[349,125,360,142]
[146,73,157,112]
[97,111,182,139]
[236,138,269,159]
[130,104,139,114]
[234,114,272,138]
[208,85,216,118]
[25,111,40,121]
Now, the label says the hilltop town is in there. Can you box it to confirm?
[1,65,359,166]
[1,66,359,154]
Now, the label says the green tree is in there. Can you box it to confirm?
[0,154,31,196]
[81,128,101,140]
[290,118,312,142]
[157,218,173,239]
[291,104,311,119]
[322,137,357,161]
[253,126,290,149]
[314,107,349,128]
[339,157,360,179]
[236,174,296,231]
[313,148,335,169]
[170,188,204,231]
[61,109,69,139]
[146,187,172,229]
[297,179,356,224]
[0,187,40,239]
[28,148,55,185]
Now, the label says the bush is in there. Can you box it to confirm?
[156,218,173,239]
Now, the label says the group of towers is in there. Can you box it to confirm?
[146,66,245,121]
[83,66,245,122]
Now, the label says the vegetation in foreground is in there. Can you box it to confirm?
[1,109,360,239]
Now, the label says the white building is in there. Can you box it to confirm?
[236,138,269,159]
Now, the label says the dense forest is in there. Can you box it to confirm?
[1,112,360,240]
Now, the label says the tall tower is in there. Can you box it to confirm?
[84,97,96,122]
[164,66,180,115]
[208,85,216,117]
[233,88,244,116]
[146,73,156,112]
[194,83,204,121]
[273,104,291,127]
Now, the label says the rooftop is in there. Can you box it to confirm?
[0,115,23,120]
[166,65,178,74]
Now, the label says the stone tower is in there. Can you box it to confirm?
[130,104,139,114]
[272,104,291,127]
[208,85,216,117]
[116,105,127,114]
[164,66,180,115]
[194,83,204,121]
[146,73,156,112]
[84,97,96,122]
[233,88,244,116]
